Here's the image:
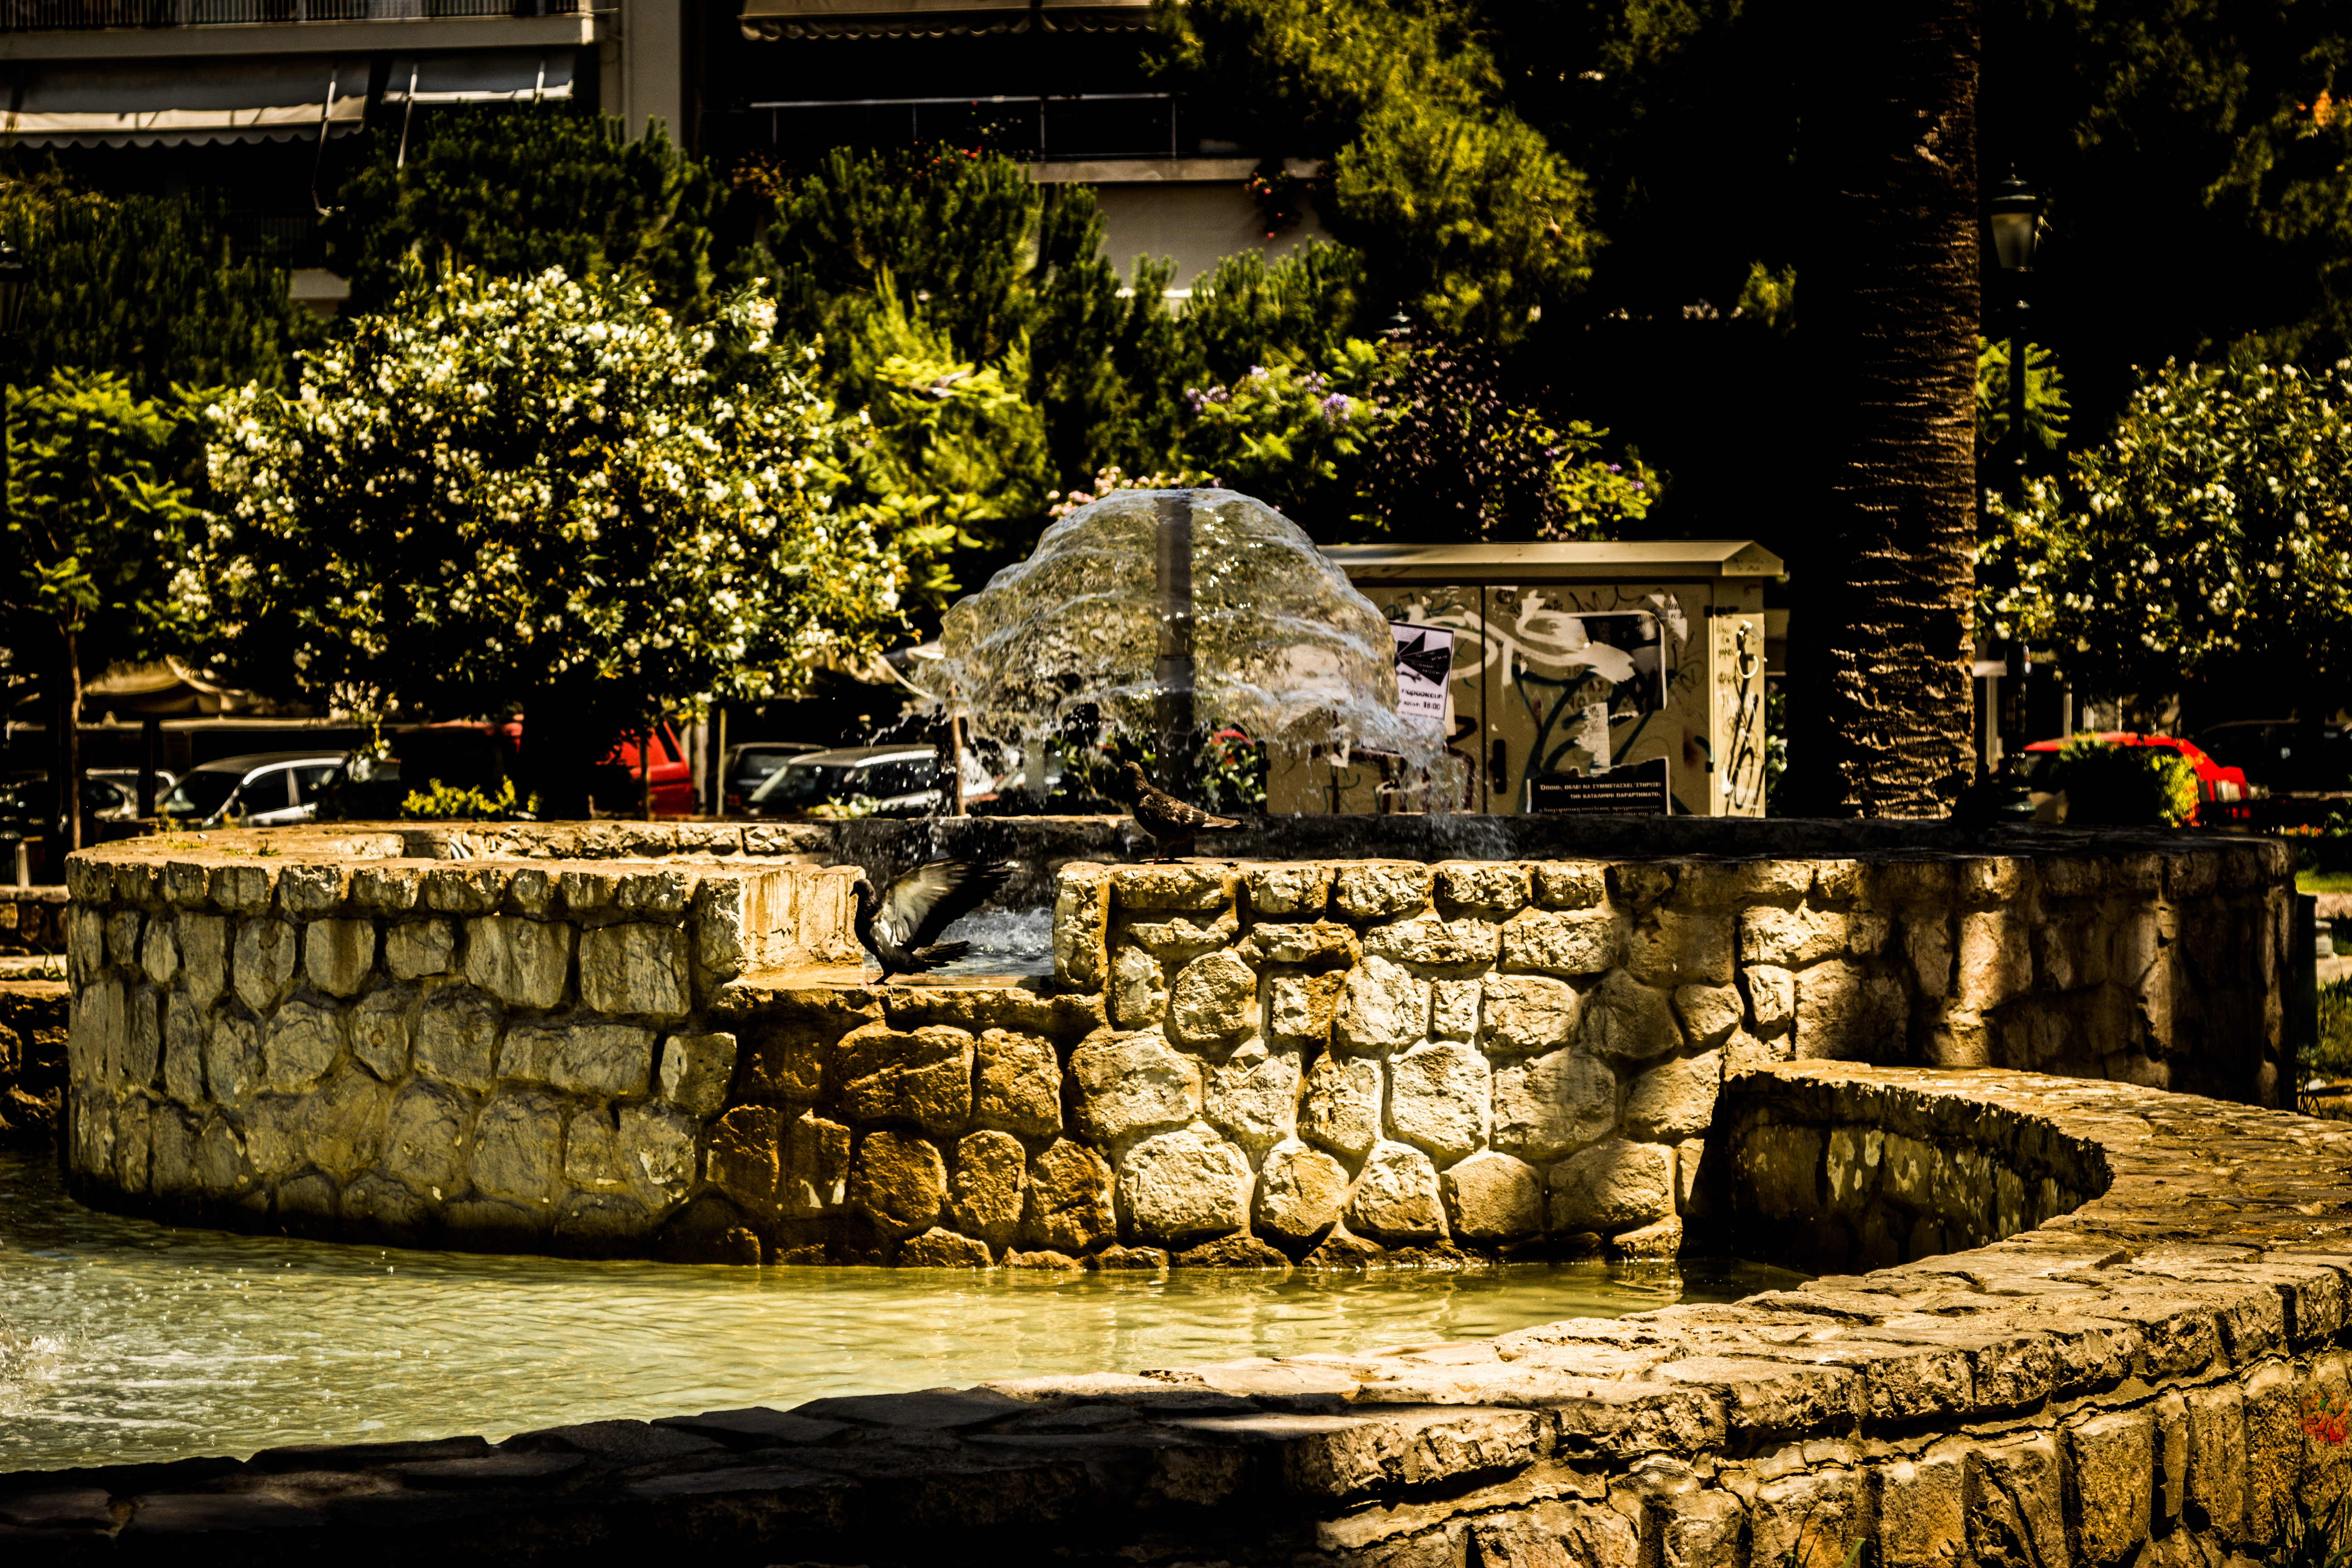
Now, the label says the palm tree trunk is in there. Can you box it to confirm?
[1788,0,1982,816]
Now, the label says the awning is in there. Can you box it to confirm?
[382,48,577,105]
[0,56,365,148]
[740,0,1034,39]
[1038,0,1152,31]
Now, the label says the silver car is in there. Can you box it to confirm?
[160,750,348,828]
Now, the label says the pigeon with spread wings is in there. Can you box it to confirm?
[1118,761,1243,862]
[852,858,1017,980]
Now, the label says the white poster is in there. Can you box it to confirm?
[1390,622,1455,735]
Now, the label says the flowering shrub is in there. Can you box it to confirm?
[1049,466,1215,520]
[186,266,905,737]
[1983,359,2352,715]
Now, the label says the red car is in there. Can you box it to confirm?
[377,719,696,817]
[2018,732,2251,825]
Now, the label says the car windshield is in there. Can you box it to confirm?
[161,771,244,820]
[732,751,798,784]
[753,756,933,808]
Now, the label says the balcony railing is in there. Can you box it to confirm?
[749,92,1185,162]
[0,0,580,30]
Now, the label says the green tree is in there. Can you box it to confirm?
[0,370,203,846]
[186,268,906,816]
[1983,358,2352,726]
[0,176,308,397]
[324,111,729,318]
[1152,0,1597,341]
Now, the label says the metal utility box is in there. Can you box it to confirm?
[1267,540,1782,817]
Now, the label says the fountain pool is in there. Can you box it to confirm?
[0,1152,1793,1472]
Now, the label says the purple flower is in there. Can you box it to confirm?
[1606,463,1622,473]
[1248,365,1267,379]
[1318,392,1351,426]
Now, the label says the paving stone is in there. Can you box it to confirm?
[470,1090,565,1206]
[263,997,345,1093]
[1333,861,1433,919]
[304,917,377,998]
[351,986,416,1082]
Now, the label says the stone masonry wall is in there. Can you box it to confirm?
[57,842,860,1254]
[58,833,2292,1266]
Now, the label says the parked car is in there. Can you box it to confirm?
[744,745,994,818]
[322,720,695,818]
[596,723,695,816]
[86,767,179,813]
[2016,733,2250,825]
[2193,719,2352,795]
[160,751,348,828]
[721,742,823,815]
[0,771,147,833]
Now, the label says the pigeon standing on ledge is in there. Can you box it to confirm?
[1119,760,1242,862]
[852,858,1017,980]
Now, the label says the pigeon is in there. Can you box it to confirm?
[1118,760,1243,862]
[852,858,1017,980]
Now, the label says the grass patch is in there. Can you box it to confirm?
[2301,872,2352,895]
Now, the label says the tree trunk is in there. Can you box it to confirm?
[1787,0,1982,816]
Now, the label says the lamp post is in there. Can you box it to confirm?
[1987,171,2041,495]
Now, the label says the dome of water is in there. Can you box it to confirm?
[935,489,1430,764]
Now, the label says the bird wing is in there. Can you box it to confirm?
[1143,788,1239,831]
[884,858,1016,952]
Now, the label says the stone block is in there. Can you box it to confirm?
[1300,1054,1382,1160]
[112,1097,152,1193]
[554,1190,654,1251]
[1118,1127,1251,1244]
[781,1110,851,1218]
[1824,1125,1882,1213]
[1254,1140,1348,1244]
[1956,909,2034,1013]
[1202,1042,1300,1155]
[1627,908,1735,988]
[343,1174,433,1243]
[1052,867,1111,990]
[1524,865,1618,912]
[1548,1139,1675,1232]
[210,862,275,915]
[1499,907,1628,976]
[148,1104,200,1196]
[1110,945,1166,1029]
[840,1022,974,1137]
[616,868,695,917]
[122,983,163,1089]
[973,1029,1061,1138]
[66,903,107,987]
[1334,955,1429,1053]
[1607,862,1674,912]
[502,1020,657,1098]
[619,1102,698,1212]
[1245,864,1332,916]
[303,918,377,999]
[423,866,507,916]
[1245,919,1358,966]
[385,919,457,982]
[1362,912,1502,970]
[708,1104,783,1221]
[1024,1138,1114,1253]
[462,916,574,1011]
[204,1014,260,1105]
[2066,1410,2153,1565]
[900,1228,993,1268]
[1443,1150,1543,1242]
[1624,1050,1722,1140]
[196,1113,245,1193]
[164,859,212,908]
[414,985,502,1091]
[1124,907,1239,964]
[657,1030,738,1117]
[1581,970,1680,1062]
[950,1129,1027,1247]
[1333,861,1434,919]
[264,997,344,1093]
[1112,863,1233,912]
[470,1090,564,1206]
[558,869,617,918]
[851,1129,948,1238]
[1490,1048,1615,1165]
[561,1106,630,1191]
[350,986,416,1082]
[353,866,422,914]
[1434,860,1530,914]
[308,1069,393,1181]
[1675,987,1749,1048]
[1072,1029,1201,1143]
[1167,951,1258,1048]
[1387,1041,1488,1165]
[1427,978,1480,1041]
[578,923,691,1019]
[1347,1141,1445,1242]
[68,974,118,1087]
[1266,971,1343,1049]
[276,863,345,919]
[140,915,179,987]
[1794,961,1908,1059]
[1479,973,1580,1056]
[2183,1380,2246,1539]
[1744,963,1795,1034]
[163,990,208,1104]
[1676,859,1813,906]
[231,917,299,1013]
[1737,1123,1825,1219]
[106,907,143,970]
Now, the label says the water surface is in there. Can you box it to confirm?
[0,1152,1793,1473]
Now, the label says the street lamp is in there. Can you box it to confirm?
[1987,172,2040,492]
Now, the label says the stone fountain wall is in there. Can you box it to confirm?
[54,831,2292,1265]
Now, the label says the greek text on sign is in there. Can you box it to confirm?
[1390,622,1454,735]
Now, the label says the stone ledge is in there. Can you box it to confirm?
[10,1064,2350,1566]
